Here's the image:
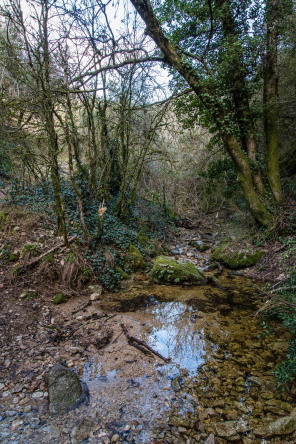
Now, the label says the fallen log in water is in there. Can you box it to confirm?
[121,323,171,363]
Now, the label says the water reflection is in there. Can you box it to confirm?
[144,301,214,375]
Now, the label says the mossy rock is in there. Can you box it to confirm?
[127,244,145,271]
[53,292,67,305]
[151,256,206,285]
[211,244,264,269]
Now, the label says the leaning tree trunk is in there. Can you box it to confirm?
[264,0,283,203]
[129,0,273,226]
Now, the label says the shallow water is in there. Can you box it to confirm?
[77,271,286,442]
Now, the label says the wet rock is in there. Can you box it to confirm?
[151,256,206,284]
[48,364,87,414]
[71,418,97,444]
[204,434,218,444]
[213,421,241,440]
[254,416,296,437]
[248,376,263,386]
[171,376,182,391]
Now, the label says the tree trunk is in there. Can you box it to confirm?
[129,0,273,226]
[264,0,283,203]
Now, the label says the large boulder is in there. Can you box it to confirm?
[211,243,264,269]
[48,364,88,415]
[151,256,206,285]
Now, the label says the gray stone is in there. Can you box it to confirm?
[71,418,96,444]
[32,391,44,399]
[204,434,217,444]
[48,364,88,415]
[213,421,239,438]
[254,416,296,438]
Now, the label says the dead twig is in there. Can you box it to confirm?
[121,323,171,363]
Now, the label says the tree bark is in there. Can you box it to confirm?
[264,0,283,203]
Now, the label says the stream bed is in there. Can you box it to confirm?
[1,232,295,443]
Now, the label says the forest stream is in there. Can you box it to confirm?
[0,231,294,444]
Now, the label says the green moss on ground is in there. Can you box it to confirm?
[53,292,66,304]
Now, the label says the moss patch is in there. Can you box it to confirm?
[53,292,67,305]
[151,256,206,285]
[0,211,9,229]
[8,252,20,262]
[117,266,129,280]
[211,244,264,269]
[127,244,145,271]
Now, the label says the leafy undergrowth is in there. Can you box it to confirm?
[259,236,296,390]
[1,178,174,291]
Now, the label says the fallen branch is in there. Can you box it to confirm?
[207,276,227,291]
[216,261,223,275]
[121,323,171,363]
[17,235,77,273]
[71,301,91,315]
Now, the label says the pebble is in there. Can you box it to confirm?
[11,419,23,431]
[32,391,44,399]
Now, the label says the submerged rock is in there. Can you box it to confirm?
[71,418,97,444]
[254,415,296,437]
[211,244,264,269]
[48,364,88,414]
[151,256,206,284]
[213,421,240,439]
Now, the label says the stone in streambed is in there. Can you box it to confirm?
[71,418,97,444]
[48,364,88,415]
[254,415,296,438]
[151,256,206,284]
[211,243,264,269]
